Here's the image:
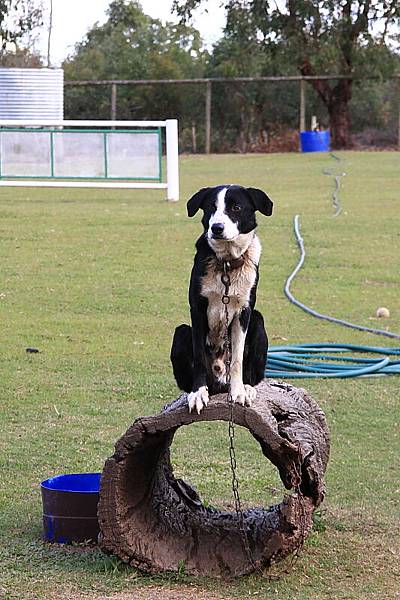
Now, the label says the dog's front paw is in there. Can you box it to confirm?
[230,381,256,407]
[188,386,209,414]
[230,380,246,406]
[244,384,257,406]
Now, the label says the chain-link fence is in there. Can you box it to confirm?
[65,76,400,153]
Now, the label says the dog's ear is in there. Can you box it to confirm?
[187,187,211,217]
[247,187,273,216]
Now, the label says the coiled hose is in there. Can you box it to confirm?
[266,343,400,378]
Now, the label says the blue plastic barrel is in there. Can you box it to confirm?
[41,472,101,544]
[300,130,330,153]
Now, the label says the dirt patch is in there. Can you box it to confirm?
[84,586,227,600]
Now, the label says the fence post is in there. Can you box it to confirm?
[205,80,212,154]
[191,122,197,153]
[300,78,306,133]
[166,119,180,202]
[111,83,117,121]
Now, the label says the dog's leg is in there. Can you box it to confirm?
[229,308,256,406]
[188,307,209,414]
[243,309,268,387]
[170,324,194,393]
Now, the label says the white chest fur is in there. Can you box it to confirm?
[200,234,261,348]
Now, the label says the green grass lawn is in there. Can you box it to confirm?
[0,152,399,600]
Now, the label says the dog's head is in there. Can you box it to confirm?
[187,185,273,242]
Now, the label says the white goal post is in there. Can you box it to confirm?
[0,119,180,201]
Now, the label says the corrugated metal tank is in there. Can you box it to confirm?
[0,68,63,120]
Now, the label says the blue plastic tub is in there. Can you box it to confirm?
[41,473,101,544]
[300,130,330,153]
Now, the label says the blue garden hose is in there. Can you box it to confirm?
[266,343,400,378]
[265,154,400,379]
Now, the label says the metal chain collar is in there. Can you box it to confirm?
[221,262,257,571]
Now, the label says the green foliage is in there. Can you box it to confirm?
[64,0,208,143]
[187,0,400,76]
[175,1,400,147]
[220,0,400,145]
[63,1,400,150]
[205,20,300,151]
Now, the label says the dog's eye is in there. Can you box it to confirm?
[232,205,241,212]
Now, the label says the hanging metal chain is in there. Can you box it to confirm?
[221,262,258,571]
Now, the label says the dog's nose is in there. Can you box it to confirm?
[211,222,224,236]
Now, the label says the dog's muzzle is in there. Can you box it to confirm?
[210,222,225,238]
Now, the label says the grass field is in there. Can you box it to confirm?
[0,151,399,600]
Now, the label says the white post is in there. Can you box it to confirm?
[166,119,179,202]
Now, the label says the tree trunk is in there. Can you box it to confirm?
[300,60,353,149]
[328,80,353,149]
[98,379,330,577]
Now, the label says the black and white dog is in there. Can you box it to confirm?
[170,185,273,414]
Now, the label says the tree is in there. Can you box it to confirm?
[0,0,42,52]
[64,0,208,144]
[205,5,299,151]
[174,1,400,148]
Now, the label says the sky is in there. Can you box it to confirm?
[36,0,227,66]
